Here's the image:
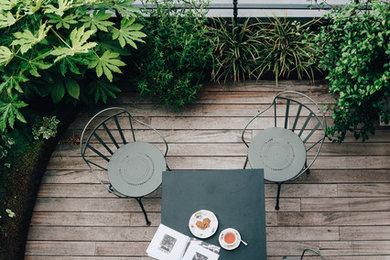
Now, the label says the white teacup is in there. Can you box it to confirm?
[218,228,241,250]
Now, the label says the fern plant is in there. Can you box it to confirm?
[0,0,146,132]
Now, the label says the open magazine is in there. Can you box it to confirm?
[147,224,220,260]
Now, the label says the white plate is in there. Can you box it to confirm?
[218,228,241,250]
[188,210,218,239]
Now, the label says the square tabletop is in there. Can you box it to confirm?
[161,169,266,259]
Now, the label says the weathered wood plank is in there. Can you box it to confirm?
[94,242,149,256]
[27,226,158,241]
[33,198,162,212]
[25,241,96,256]
[30,212,161,227]
[25,241,149,256]
[301,198,390,212]
[318,241,390,256]
[340,226,390,240]
[275,212,390,226]
[338,183,390,197]
[36,184,162,198]
[267,241,390,256]
[267,227,339,241]
[296,169,390,184]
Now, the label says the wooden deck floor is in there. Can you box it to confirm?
[25,81,390,259]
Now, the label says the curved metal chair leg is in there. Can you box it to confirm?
[275,183,283,210]
[243,156,248,169]
[136,197,151,226]
[305,162,311,174]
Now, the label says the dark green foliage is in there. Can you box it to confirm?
[209,17,320,85]
[0,0,145,132]
[315,0,390,142]
[210,18,262,83]
[254,17,320,87]
[135,0,213,109]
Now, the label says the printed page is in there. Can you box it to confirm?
[147,224,190,260]
[181,242,220,260]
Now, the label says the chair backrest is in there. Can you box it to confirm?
[242,91,327,178]
[80,107,168,193]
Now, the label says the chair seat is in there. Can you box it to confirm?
[107,142,166,197]
[248,127,306,182]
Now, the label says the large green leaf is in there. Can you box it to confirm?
[113,0,139,17]
[44,0,73,17]
[47,13,78,29]
[24,0,44,14]
[0,11,16,28]
[12,23,51,54]
[0,0,18,11]
[112,17,146,48]
[82,9,114,32]
[65,78,80,99]
[27,58,52,77]
[59,56,82,76]
[0,74,28,95]
[0,46,12,65]
[88,50,125,82]
[0,95,28,132]
[51,26,97,62]
[50,81,65,103]
[88,80,121,103]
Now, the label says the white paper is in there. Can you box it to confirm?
[147,224,190,260]
[181,242,219,260]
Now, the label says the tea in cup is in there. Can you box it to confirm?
[218,228,241,250]
[224,232,237,244]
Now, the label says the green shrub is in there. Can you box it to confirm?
[32,116,60,140]
[0,0,145,132]
[135,0,213,109]
[210,18,262,83]
[315,0,390,142]
[254,16,320,87]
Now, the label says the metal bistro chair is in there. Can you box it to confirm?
[80,107,169,225]
[242,91,326,210]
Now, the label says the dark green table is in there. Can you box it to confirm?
[161,169,267,260]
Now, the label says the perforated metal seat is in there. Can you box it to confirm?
[242,91,326,210]
[80,107,169,225]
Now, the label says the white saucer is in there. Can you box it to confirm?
[218,228,241,250]
[188,209,218,239]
